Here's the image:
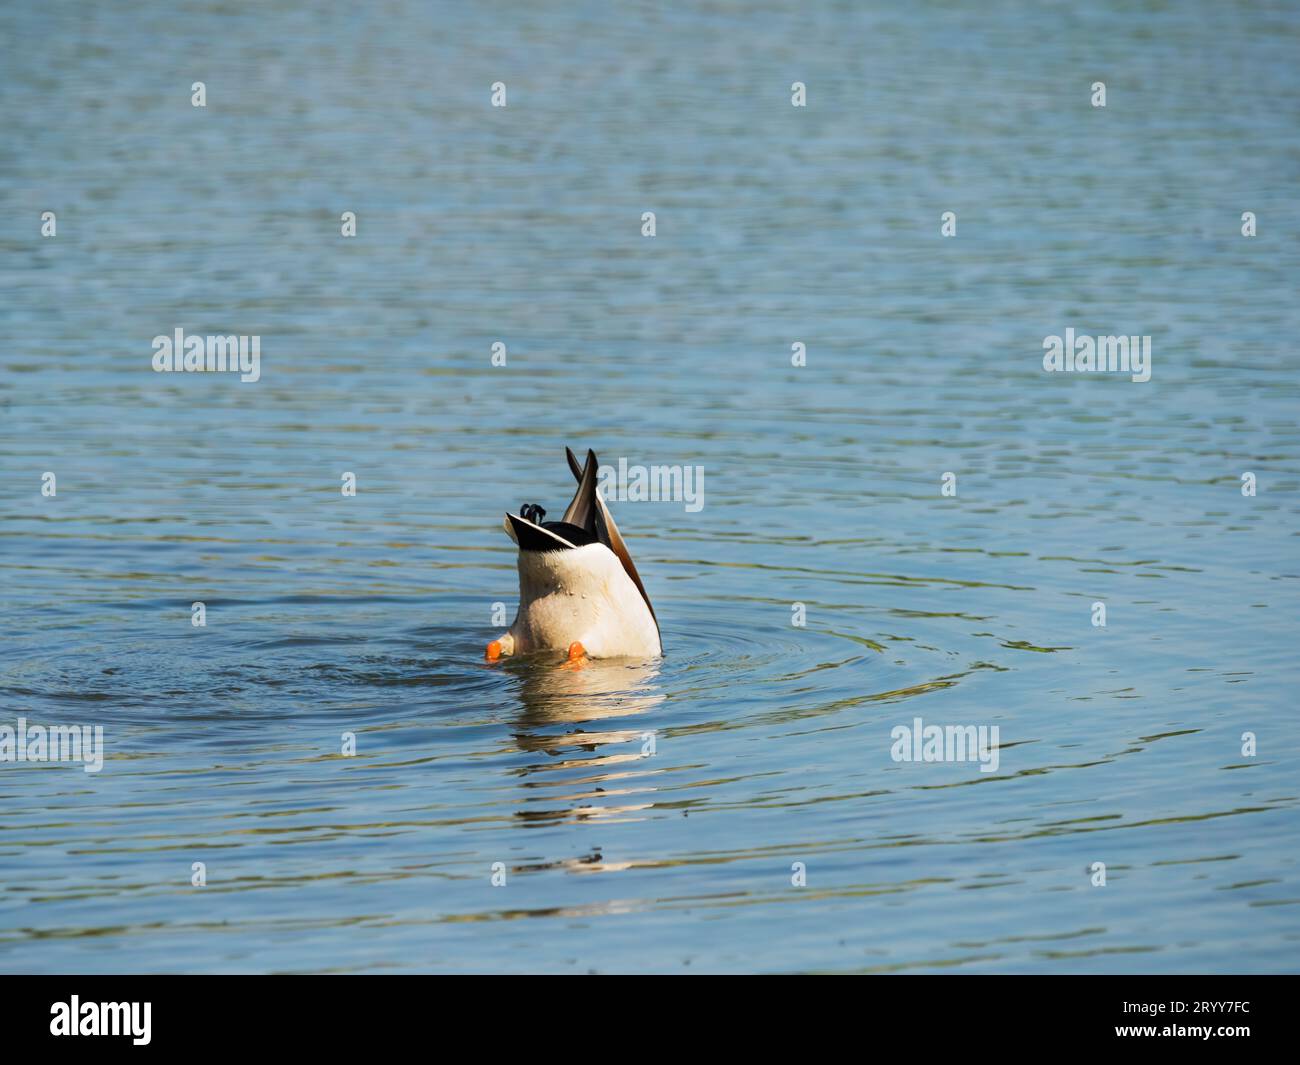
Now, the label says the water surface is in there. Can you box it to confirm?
[1,1,1298,973]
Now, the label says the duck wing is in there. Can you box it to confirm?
[566,447,658,632]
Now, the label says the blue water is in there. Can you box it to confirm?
[2,1,1298,973]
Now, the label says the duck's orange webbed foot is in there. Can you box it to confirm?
[562,641,589,670]
[485,633,515,662]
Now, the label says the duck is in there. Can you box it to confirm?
[486,448,661,663]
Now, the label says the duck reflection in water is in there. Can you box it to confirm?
[504,654,667,837]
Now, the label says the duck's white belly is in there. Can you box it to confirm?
[509,543,661,659]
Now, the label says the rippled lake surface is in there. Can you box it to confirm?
[2,2,1299,973]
